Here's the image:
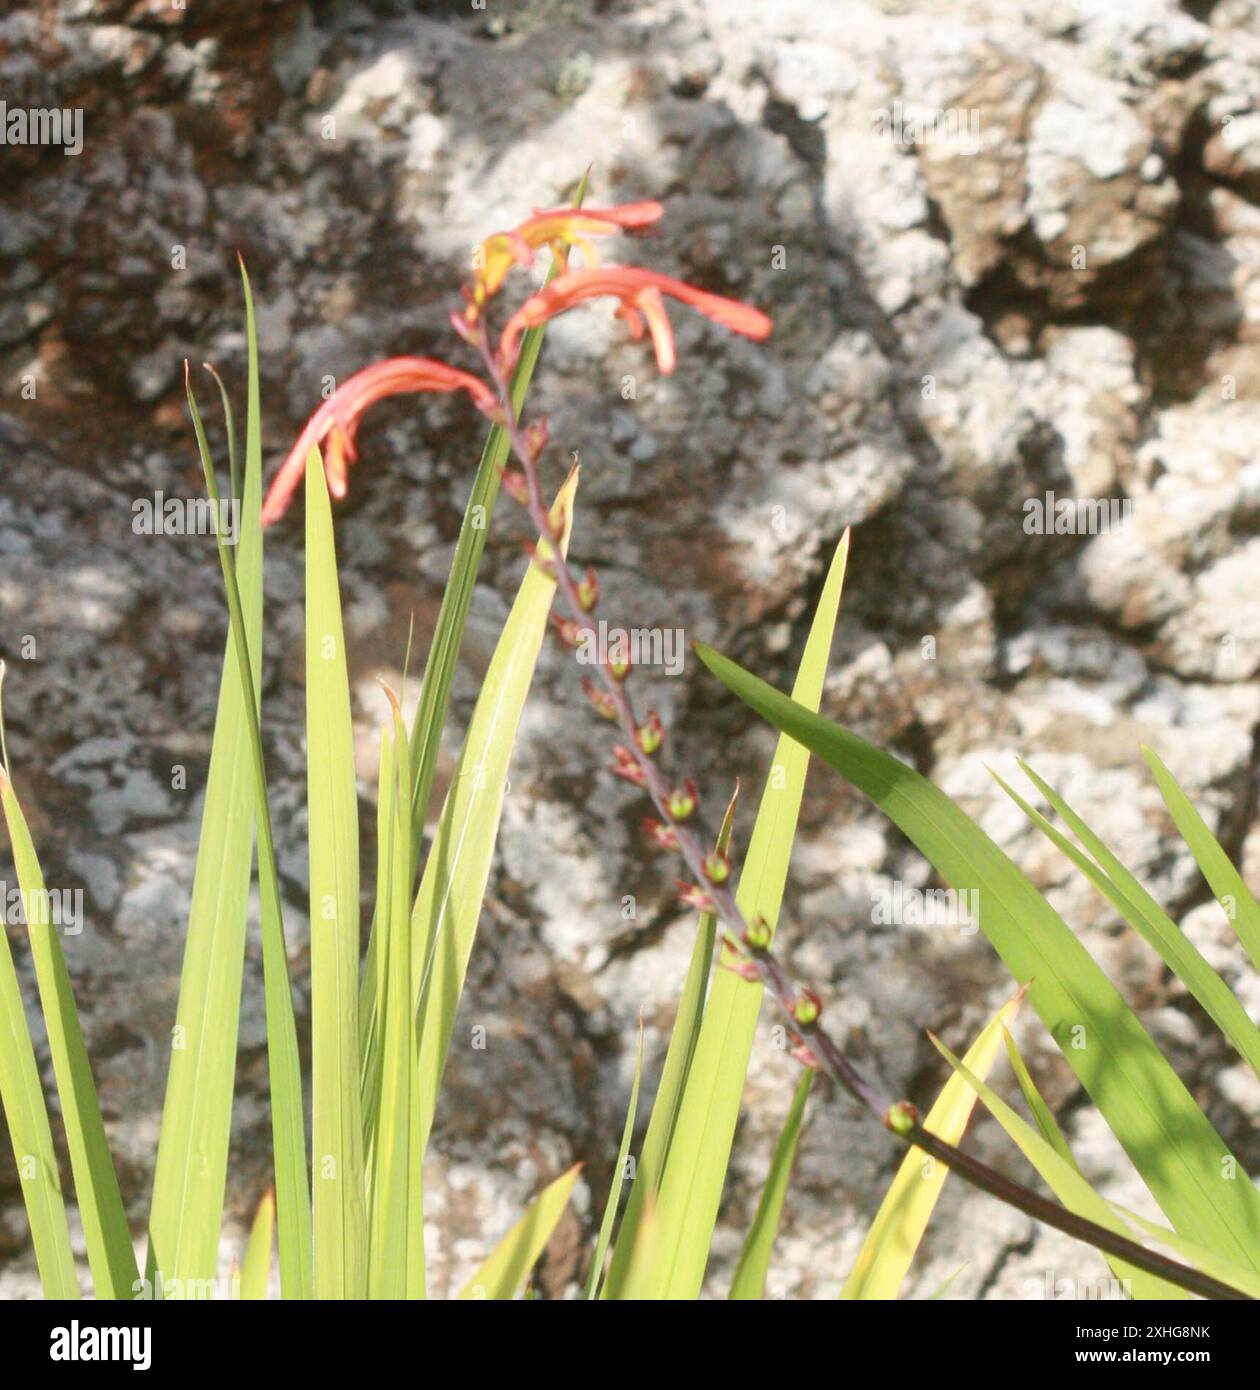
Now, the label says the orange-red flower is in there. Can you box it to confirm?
[469,202,664,315]
[261,357,494,525]
[498,266,773,375]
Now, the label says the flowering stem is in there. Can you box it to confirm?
[473,328,1249,1302]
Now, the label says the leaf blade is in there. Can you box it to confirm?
[646,534,850,1299]
[729,1067,813,1301]
[1142,745,1260,974]
[147,281,267,1290]
[585,1021,644,1299]
[457,1164,581,1301]
[841,989,1024,1301]
[412,471,579,1159]
[0,772,136,1298]
[0,783,78,1299]
[306,446,368,1299]
[696,642,1260,1270]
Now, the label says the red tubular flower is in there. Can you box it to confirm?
[470,202,664,312]
[498,266,773,375]
[260,357,495,526]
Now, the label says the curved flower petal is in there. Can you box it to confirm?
[498,266,772,375]
[261,357,494,525]
[471,201,665,308]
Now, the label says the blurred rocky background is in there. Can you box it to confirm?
[2,0,1260,1299]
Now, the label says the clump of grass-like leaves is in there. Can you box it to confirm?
[0,184,1256,1302]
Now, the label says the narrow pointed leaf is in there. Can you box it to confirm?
[730,1066,813,1300]
[1002,1031,1076,1169]
[240,1189,275,1300]
[585,1021,644,1299]
[367,703,424,1298]
[842,989,1024,1300]
[0,790,78,1298]
[602,784,738,1298]
[147,274,267,1291]
[413,471,578,1159]
[184,349,312,1300]
[1010,760,1260,1084]
[1142,745,1260,975]
[0,771,135,1298]
[646,533,849,1298]
[932,1036,1197,1300]
[457,1164,581,1300]
[306,446,368,1298]
[695,642,1260,1271]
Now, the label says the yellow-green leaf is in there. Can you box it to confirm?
[696,642,1260,1272]
[1142,745,1260,975]
[729,1066,813,1300]
[644,533,849,1299]
[366,700,424,1298]
[842,989,1025,1300]
[0,769,135,1298]
[181,328,312,1299]
[585,1020,644,1299]
[148,271,269,1293]
[306,444,368,1298]
[457,1164,581,1300]
[601,783,738,1298]
[931,1035,1191,1300]
[240,1189,275,1300]
[413,470,579,1159]
[0,765,77,1299]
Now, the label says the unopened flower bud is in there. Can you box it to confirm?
[677,879,716,913]
[635,710,663,756]
[702,850,730,885]
[576,566,600,613]
[611,745,647,787]
[643,817,680,852]
[743,915,771,951]
[526,416,550,462]
[582,677,618,721]
[886,1101,918,1136]
[666,780,697,822]
[551,614,585,648]
[791,988,822,1027]
[606,653,632,682]
[499,468,530,505]
[451,305,480,338]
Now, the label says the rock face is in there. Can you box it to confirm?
[2,0,1260,1300]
